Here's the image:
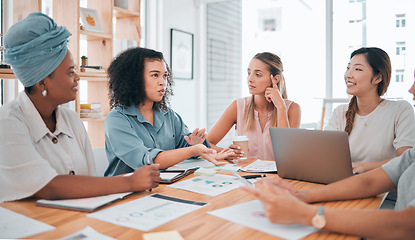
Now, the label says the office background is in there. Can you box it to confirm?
[1,0,414,148]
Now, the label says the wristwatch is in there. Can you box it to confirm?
[311,206,326,229]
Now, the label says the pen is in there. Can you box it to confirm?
[242,174,266,179]
[231,171,255,188]
[147,155,152,192]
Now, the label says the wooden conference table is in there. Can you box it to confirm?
[0,158,383,240]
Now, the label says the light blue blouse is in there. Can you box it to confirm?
[104,105,209,176]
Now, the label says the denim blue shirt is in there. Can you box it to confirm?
[104,105,210,176]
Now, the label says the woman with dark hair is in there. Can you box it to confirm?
[0,13,160,202]
[104,47,231,176]
[325,47,415,174]
[207,52,301,161]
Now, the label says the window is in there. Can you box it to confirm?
[396,69,404,83]
[396,14,406,28]
[258,8,281,32]
[0,0,3,106]
[396,42,406,55]
[242,0,325,128]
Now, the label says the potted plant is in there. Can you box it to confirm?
[81,55,88,66]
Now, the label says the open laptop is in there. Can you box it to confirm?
[270,127,353,184]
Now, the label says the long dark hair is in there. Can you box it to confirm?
[344,47,391,135]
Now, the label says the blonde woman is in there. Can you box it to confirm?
[325,47,415,174]
[207,52,301,161]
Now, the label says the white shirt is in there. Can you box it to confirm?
[325,100,415,163]
[0,92,95,202]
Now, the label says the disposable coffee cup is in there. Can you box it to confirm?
[233,136,249,159]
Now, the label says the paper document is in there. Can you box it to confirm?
[0,207,55,239]
[240,159,277,173]
[58,226,115,240]
[209,200,316,240]
[167,174,254,196]
[204,164,242,172]
[166,158,214,171]
[88,194,208,232]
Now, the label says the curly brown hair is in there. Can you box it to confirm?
[107,47,174,111]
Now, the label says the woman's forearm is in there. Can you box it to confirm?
[153,146,198,169]
[35,175,132,199]
[315,206,415,239]
[304,167,395,203]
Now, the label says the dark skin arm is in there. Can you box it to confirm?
[35,164,161,200]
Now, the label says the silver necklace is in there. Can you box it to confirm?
[357,99,383,126]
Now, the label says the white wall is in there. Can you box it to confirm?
[146,0,206,131]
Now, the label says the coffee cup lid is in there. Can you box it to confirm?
[233,135,248,141]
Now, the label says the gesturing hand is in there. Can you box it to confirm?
[192,144,228,166]
[184,128,207,145]
[215,147,234,160]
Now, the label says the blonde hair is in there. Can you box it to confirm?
[244,52,287,131]
[344,47,391,135]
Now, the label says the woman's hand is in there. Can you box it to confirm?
[226,144,245,160]
[262,176,306,200]
[184,128,207,145]
[192,144,228,165]
[215,147,234,160]
[352,161,382,174]
[129,164,161,191]
[265,76,285,109]
[241,178,312,225]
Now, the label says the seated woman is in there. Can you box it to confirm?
[104,47,231,176]
[207,52,301,161]
[325,47,415,174]
[0,13,160,202]
[242,75,415,237]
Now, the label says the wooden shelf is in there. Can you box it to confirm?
[80,30,112,40]
[113,6,140,18]
[80,117,106,122]
[78,72,108,81]
[0,68,15,79]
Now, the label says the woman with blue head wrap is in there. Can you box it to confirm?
[0,12,160,202]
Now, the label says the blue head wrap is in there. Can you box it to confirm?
[3,12,72,87]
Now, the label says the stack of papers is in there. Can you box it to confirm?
[240,159,277,173]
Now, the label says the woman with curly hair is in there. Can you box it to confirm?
[105,47,231,176]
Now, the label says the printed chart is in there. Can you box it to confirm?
[168,174,250,196]
[88,194,208,232]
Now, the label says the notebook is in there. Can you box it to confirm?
[36,192,133,212]
[160,169,197,183]
[269,127,353,184]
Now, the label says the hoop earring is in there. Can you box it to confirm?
[42,89,48,97]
